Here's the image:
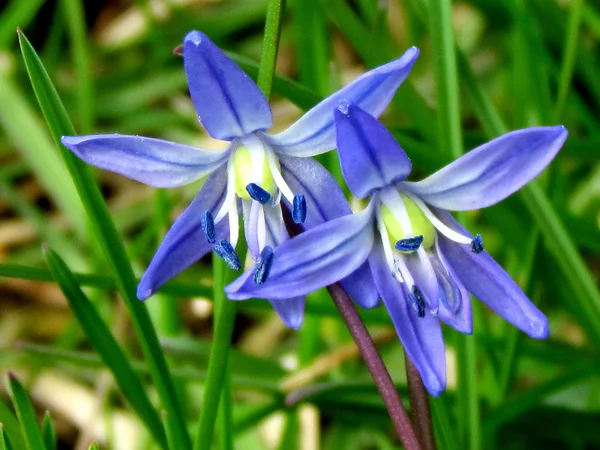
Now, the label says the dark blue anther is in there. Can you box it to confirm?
[395,235,424,252]
[253,246,275,284]
[214,239,241,270]
[471,234,484,254]
[201,210,216,244]
[409,286,426,318]
[292,194,307,224]
[246,183,271,204]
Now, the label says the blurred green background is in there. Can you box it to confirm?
[1,0,600,448]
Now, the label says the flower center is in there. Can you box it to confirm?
[380,194,435,250]
[232,146,276,200]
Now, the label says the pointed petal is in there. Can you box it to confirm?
[268,297,306,329]
[61,134,229,187]
[404,249,439,314]
[334,102,412,198]
[263,47,420,157]
[370,240,446,396]
[183,31,272,140]
[435,209,548,338]
[280,155,380,308]
[279,155,351,227]
[226,205,376,300]
[404,126,568,211]
[137,167,229,300]
[431,242,473,334]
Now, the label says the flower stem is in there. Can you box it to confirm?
[326,283,421,450]
[193,258,237,450]
[404,354,437,450]
[257,0,287,99]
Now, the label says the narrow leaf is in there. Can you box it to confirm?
[18,30,190,448]
[41,412,56,450]
[5,373,45,450]
[43,246,167,447]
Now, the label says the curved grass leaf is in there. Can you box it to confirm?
[4,373,45,450]
[0,399,24,450]
[43,246,167,447]
[18,30,190,449]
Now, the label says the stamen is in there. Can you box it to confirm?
[257,205,266,254]
[265,149,295,203]
[375,206,396,271]
[402,192,472,245]
[430,254,462,314]
[292,194,307,223]
[201,210,216,244]
[409,286,426,318]
[214,159,237,223]
[246,182,271,204]
[214,239,241,270]
[228,195,239,249]
[471,234,484,253]
[253,246,274,284]
[395,235,423,252]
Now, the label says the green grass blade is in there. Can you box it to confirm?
[4,373,45,450]
[18,30,190,448]
[88,442,99,450]
[0,424,8,450]
[43,246,168,448]
[41,413,56,450]
[0,400,23,450]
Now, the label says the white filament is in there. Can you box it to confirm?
[375,205,397,273]
[402,192,472,245]
[266,149,295,203]
[215,158,237,223]
[257,205,266,253]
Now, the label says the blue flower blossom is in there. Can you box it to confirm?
[60,31,419,328]
[226,101,568,394]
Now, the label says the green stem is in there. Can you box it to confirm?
[193,2,286,447]
[218,365,234,450]
[193,258,237,450]
[257,0,287,99]
[428,0,463,160]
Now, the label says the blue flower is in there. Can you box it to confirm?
[226,101,568,394]
[60,31,419,329]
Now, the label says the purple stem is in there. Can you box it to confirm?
[282,206,421,449]
[327,283,422,449]
[405,353,437,450]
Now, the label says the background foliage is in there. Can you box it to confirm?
[0,0,599,448]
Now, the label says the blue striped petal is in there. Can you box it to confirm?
[404,126,568,211]
[137,166,228,300]
[434,209,548,338]
[280,155,380,308]
[262,47,419,157]
[334,102,412,198]
[61,134,229,188]
[225,204,376,300]
[369,240,446,396]
[183,31,273,140]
